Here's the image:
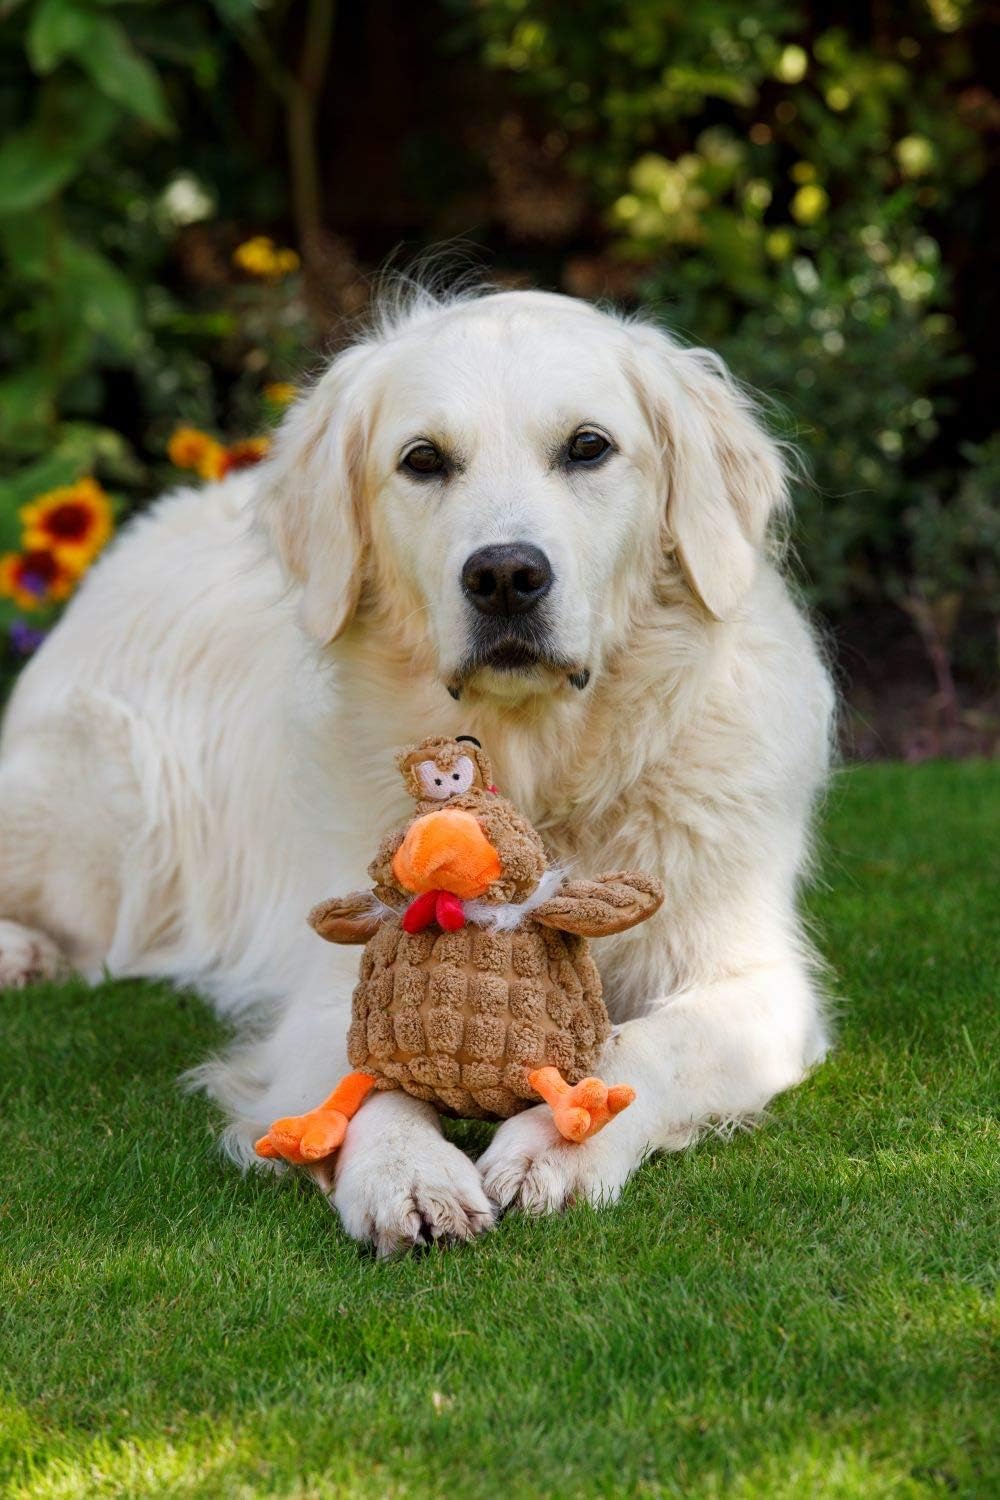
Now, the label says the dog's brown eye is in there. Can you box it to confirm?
[567,430,612,465]
[402,443,445,477]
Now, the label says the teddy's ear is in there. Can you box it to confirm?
[626,322,790,621]
[257,341,376,644]
[469,742,494,790]
[308,892,382,944]
[532,872,664,938]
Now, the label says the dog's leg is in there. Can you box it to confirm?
[479,956,828,1214]
[330,1091,495,1256]
[0,918,67,989]
[0,697,143,987]
[0,746,74,987]
[197,981,495,1254]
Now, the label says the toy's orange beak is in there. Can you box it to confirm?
[392,809,501,900]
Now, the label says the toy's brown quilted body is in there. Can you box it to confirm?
[346,920,609,1119]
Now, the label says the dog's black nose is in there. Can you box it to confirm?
[461,543,553,617]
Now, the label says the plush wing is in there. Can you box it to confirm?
[308,891,384,944]
[531,871,664,937]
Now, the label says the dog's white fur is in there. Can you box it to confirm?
[0,286,833,1253]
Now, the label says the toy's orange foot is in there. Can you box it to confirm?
[254,1107,349,1165]
[255,1073,377,1168]
[528,1067,636,1143]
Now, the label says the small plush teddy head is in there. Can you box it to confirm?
[388,734,544,906]
[396,735,493,807]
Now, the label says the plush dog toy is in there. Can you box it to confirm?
[255,736,663,1166]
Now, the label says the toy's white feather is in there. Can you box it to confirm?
[464,866,568,930]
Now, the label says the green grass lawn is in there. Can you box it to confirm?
[2,761,997,1499]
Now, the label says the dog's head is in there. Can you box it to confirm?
[260,287,788,703]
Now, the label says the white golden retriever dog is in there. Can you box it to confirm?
[0,284,833,1254]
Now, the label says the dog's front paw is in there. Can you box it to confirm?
[331,1124,495,1257]
[0,921,67,991]
[479,1104,639,1215]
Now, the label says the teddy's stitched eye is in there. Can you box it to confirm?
[448,756,474,794]
[416,756,474,799]
[401,443,446,478]
[567,429,612,465]
[416,761,451,799]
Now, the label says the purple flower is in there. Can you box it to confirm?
[9,620,48,656]
[20,569,49,598]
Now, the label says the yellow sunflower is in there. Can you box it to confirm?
[0,547,77,612]
[19,477,114,573]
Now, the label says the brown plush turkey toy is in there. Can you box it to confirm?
[255,736,664,1167]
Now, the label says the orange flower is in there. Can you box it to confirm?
[218,437,271,477]
[168,427,271,482]
[0,547,77,612]
[197,446,228,481]
[263,382,297,408]
[19,477,114,573]
[167,426,227,479]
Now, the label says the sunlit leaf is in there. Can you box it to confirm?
[662,65,756,109]
[32,6,176,133]
[211,0,259,27]
[60,240,141,354]
[0,369,57,452]
[0,84,117,213]
[83,17,173,129]
[28,0,96,72]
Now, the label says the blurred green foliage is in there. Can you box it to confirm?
[0,0,995,727]
[456,0,995,647]
[0,0,311,646]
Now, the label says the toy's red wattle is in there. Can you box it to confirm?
[435,890,466,930]
[401,889,467,933]
[401,890,438,933]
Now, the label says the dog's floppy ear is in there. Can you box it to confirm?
[257,341,375,644]
[626,322,789,621]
